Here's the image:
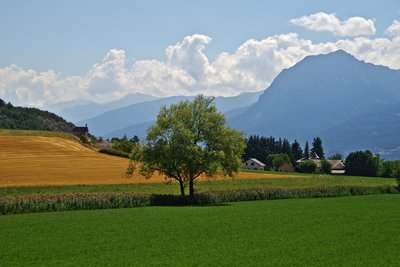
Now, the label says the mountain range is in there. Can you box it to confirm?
[55,93,159,122]
[43,50,400,159]
[229,50,400,159]
[76,91,263,137]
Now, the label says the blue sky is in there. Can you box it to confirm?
[0,0,399,106]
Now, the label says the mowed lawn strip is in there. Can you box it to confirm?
[0,194,399,266]
[0,175,396,197]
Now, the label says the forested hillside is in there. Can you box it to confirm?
[0,99,75,132]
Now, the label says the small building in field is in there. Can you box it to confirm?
[277,162,295,172]
[71,124,89,137]
[295,153,345,174]
[243,158,266,170]
[330,160,346,174]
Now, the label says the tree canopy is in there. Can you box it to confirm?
[127,95,246,196]
[345,150,380,177]
[266,153,291,170]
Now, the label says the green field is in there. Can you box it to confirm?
[0,194,398,266]
[0,174,396,197]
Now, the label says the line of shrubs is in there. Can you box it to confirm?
[0,185,398,215]
[98,148,130,158]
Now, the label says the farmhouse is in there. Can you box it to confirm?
[330,160,346,174]
[243,158,266,170]
[71,124,89,137]
[296,153,345,174]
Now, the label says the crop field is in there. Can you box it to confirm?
[0,133,298,187]
[1,194,399,266]
[0,175,396,197]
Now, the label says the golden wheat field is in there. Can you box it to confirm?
[0,134,298,187]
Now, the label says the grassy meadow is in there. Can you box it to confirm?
[1,194,399,266]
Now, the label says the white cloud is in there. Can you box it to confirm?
[166,34,212,80]
[0,64,83,107]
[1,30,400,108]
[289,12,376,37]
[385,20,400,37]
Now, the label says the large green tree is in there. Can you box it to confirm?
[345,150,380,177]
[266,153,291,171]
[127,95,246,196]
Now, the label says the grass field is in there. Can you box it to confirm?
[0,194,398,266]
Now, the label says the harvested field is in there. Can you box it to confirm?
[0,135,298,187]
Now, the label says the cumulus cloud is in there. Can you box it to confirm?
[166,34,212,80]
[1,28,400,108]
[385,20,400,37]
[0,65,83,107]
[289,12,376,37]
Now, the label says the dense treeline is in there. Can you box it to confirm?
[244,135,302,164]
[99,135,140,158]
[244,135,323,165]
[345,150,400,179]
[244,136,400,179]
[0,99,75,132]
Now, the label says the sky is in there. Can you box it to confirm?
[0,0,400,107]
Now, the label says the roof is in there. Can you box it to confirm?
[329,160,345,170]
[72,126,88,133]
[310,152,320,159]
[248,158,266,167]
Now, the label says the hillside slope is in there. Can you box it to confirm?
[320,103,400,159]
[0,99,75,132]
[0,135,134,186]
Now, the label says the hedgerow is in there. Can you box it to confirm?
[98,148,130,158]
[0,186,398,215]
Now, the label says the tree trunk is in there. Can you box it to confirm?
[189,176,194,196]
[179,180,185,196]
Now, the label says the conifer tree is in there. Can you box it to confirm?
[304,141,310,159]
[311,137,324,159]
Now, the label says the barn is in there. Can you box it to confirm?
[243,158,266,170]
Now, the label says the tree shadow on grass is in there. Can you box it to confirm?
[149,194,231,207]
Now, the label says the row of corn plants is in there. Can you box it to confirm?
[0,185,398,215]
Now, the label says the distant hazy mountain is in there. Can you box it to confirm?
[229,50,400,157]
[58,93,159,122]
[45,99,93,114]
[83,91,263,137]
[104,102,259,139]
[105,121,154,139]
